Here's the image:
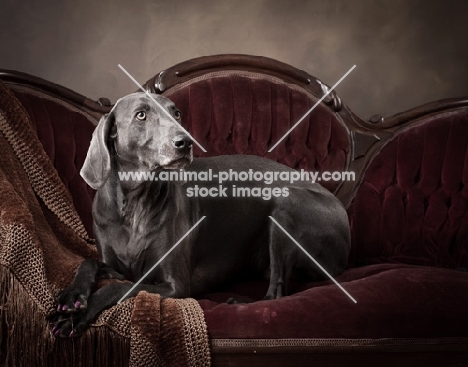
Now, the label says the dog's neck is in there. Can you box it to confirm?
[120,180,170,227]
[107,150,172,223]
[109,142,158,190]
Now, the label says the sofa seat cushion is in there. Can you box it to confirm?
[198,263,468,339]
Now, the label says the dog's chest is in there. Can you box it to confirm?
[108,191,165,277]
[108,219,155,279]
[119,184,162,230]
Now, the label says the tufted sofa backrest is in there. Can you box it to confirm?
[144,55,363,201]
[162,71,350,193]
[348,108,468,269]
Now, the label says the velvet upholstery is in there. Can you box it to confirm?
[348,110,468,269]
[199,263,468,339]
[165,72,350,193]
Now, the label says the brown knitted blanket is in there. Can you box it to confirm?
[0,81,210,367]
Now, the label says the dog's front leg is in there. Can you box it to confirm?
[53,280,181,337]
[55,259,126,313]
[56,259,100,313]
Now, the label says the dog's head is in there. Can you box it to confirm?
[81,92,193,189]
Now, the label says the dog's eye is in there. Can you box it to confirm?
[135,111,146,121]
[174,110,182,120]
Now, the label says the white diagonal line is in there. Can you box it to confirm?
[117,216,206,304]
[268,65,356,152]
[118,64,207,153]
[269,216,357,303]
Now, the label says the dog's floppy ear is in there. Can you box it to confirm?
[80,113,115,189]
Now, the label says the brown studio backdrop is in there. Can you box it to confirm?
[0,0,467,119]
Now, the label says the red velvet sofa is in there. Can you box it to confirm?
[1,55,468,366]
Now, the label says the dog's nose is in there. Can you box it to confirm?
[172,135,193,150]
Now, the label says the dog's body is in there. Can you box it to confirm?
[52,93,351,337]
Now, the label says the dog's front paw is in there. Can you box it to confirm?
[56,285,89,313]
[49,311,90,338]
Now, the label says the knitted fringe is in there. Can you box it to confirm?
[0,265,131,367]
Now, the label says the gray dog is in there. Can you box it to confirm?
[51,92,351,337]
